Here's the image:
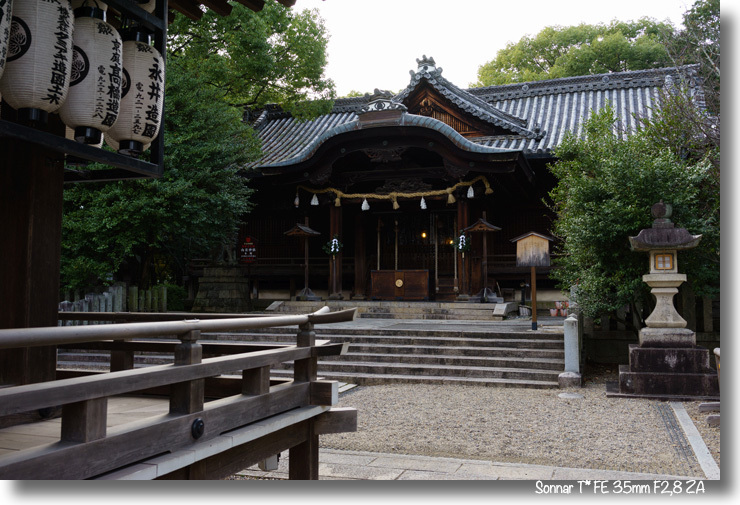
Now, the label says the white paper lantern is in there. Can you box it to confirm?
[137,0,155,13]
[59,1,122,144]
[104,132,149,152]
[105,27,164,156]
[0,0,75,123]
[0,0,13,81]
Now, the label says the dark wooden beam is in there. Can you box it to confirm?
[235,0,265,12]
[0,382,312,479]
[199,0,233,16]
[157,420,309,480]
[170,0,205,20]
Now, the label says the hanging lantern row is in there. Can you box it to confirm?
[294,176,494,210]
[0,0,164,158]
[0,0,13,81]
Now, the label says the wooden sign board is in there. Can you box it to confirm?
[511,232,553,267]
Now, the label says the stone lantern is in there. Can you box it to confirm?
[612,201,718,399]
[628,201,702,345]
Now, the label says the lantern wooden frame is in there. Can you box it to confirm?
[0,0,166,182]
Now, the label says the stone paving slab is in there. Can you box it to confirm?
[236,448,700,481]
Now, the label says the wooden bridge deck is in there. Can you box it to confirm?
[0,396,169,459]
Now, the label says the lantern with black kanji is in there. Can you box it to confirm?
[105,25,164,156]
[103,134,149,154]
[137,0,155,13]
[59,1,122,144]
[0,0,74,124]
[0,0,13,81]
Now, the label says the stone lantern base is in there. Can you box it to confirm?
[611,335,719,400]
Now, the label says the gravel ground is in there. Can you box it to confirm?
[320,364,720,477]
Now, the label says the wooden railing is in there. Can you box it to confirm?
[0,307,358,479]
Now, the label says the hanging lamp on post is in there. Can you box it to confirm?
[0,0,75,125]
[59,1,122,144]
[0,0,13,82]
[105,20,164,157]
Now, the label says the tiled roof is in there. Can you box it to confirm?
[248,63,703,168]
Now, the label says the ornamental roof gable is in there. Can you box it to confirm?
[394,55,543,140]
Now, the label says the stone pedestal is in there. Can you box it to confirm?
[618,343,718,398]
[191,266,251,313]
[614,338,719,399]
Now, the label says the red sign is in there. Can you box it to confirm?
[239,236,257,264]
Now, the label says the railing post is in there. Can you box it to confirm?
[293,322,317,382]
[61,398,107,443]
[170,330,204,415]
[290,321,319,479]
[242,366,270,395]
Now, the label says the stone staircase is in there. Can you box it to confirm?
[264,300,520,321]
[57,318,565,389]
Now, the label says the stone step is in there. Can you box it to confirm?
[340,343,564,359]
[266,301,528,319]
[203,334,563,351]
[329,352,564,371]
[274,360,561,382]
[204,327,563,341]
[268,369,558,389]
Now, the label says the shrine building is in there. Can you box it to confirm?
[235,57,704,304]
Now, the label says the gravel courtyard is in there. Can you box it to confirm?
[320,365,720,477]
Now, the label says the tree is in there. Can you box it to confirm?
[662,0,719,113]
[61,61,260,290]
[547,107,718,330]
[167,1,334,119]
[474,19,674,86]
[60,2,335,291]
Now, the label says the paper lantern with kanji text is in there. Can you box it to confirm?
[105,26,163,156]
[137,0,155,13]
[0,0,13,81]
[0,0,75,124]
[59,1,122,144]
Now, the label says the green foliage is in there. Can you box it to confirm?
[61,62,259,291]
[163,283,187,311]
[342,90,366,98]
[661,0,719,114]
[61,3,335,292]
[474,19,674,86]
[548,107,718,323]
[167,1,335,117]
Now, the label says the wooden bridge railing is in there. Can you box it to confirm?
[0,307,358,480]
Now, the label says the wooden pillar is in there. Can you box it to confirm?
[170,330,204,415]
[353,213,367,300]
[0,110,65,386]
[531,266,538,330]
[328,205,343,299]
[290,322,319,479]
[456,200,469,299]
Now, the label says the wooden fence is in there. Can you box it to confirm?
[0,306,358,479]
[58,284,168,324]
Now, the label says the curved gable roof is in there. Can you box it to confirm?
[247,62,703,168]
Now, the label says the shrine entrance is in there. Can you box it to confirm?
[370,209,458,300]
